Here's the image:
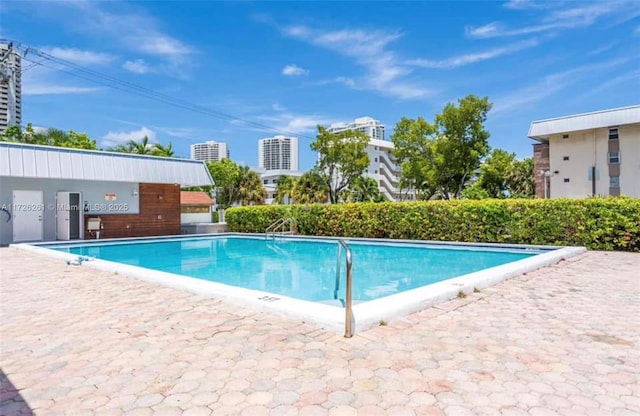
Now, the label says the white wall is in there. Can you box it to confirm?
[0,177,140,245]
[548,124,639,198]
[619,124,640,197]
[181,212,211,224]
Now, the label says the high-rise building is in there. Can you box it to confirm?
[258,136,299,171]
[327,116,385,141]
[0,44,22,133]
[327,117,412,201]
[190,141,229,162]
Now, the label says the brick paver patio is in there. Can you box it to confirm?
[1,247,638,415]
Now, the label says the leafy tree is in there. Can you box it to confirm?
[509,157,535,198]
[60,131,98,150]
[344,176,386,202]
[274,175,296,204]
[392,94,492,199]
[460,182,491,200]
[311,126,370,204]
[234,166,267,206]
[291,170,329,204]
[151,142,175,157]
[476,149,516,198]
[1,124,97,149]
[207,158,240,209]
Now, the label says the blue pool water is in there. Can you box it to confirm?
[43,236,542,303]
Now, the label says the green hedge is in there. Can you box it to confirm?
[226,198,640,251]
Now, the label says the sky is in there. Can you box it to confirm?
[1,0,639,170]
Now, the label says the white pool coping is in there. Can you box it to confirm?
[13,235,586,334]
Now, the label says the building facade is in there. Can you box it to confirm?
[0,142,213,245]
[190,141,229,162]
[327,117,408,201]
[528,105,640,198]
[251,168,304,204]
[0,44,22,132]
[258,136,299,171]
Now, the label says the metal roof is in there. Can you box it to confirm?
[0,142,214,187]
[528,105,640,141]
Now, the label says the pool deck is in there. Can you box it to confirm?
[1,248,638,415]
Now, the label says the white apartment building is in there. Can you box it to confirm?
[252,168,304,204]
[327,117,408,201]
[528,105,640,198]
[0,44,22,132]
[190,141,229,162]
[258,136,299,171]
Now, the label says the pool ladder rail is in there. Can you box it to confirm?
[335,239,354,338]
[265,218,295,239]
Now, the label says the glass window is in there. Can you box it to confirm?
[610,176,620,188]
[609,128,619,140]
[608,152,620,164]
[563,156,569,161]
[563,178,570,183]
[562,134,569,139]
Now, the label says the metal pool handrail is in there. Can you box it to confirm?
[265,218,292,239]
[336,239,354,338]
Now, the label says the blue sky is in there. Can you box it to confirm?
[2,0,639,169]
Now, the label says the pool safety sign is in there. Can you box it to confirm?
[105,193,117,201]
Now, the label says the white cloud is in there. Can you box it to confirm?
[272,103,287,112]
[492,58,632,114]
[468,2,636,39]
[50,2,195,77]
[503,0,548,10]
[282,64,308,76]
[407,39,538,69]
[255,111,340,135]
[123,59,151,74]
[40,47,114,65]
[101,126,157,146]
[278,24,432,100]
[23,84,101,96]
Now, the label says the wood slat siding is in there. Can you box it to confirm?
[84,183,181,239]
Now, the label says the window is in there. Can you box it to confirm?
[609,128,619,140]
[610,176,620,188]
[563,156,570,161]
[374,157,378,162]
[564,178,570,183]
[608,152,620,164]
[263,180,268,184]
[562,134,569,139]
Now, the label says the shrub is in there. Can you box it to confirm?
[225,198,640,251]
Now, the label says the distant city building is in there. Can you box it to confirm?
[0,44,22,133]
[252,167,304,204]
[327,117,411,201]
[190,141,229,162]
[258,136,299,171]
[529,105,640,198]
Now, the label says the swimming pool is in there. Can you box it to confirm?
[43,236,539,303]
[19,234,585,333]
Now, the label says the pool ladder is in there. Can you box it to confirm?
[265,218,294,239]
[335,239,354,338]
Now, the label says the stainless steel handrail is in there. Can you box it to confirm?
[265,218,291,239]
[337,239,354,338]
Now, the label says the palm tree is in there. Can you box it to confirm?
[234,166,267,206]
[274,175,296,204]
[151,142,174,157]
[127,136,152,154]
[291,170,329,204]
[346,176,384,202]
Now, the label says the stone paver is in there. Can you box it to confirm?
[1,248,639,415]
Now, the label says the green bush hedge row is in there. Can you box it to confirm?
[226,198,640,251]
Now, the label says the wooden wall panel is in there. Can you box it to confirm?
[84,183,181,239]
